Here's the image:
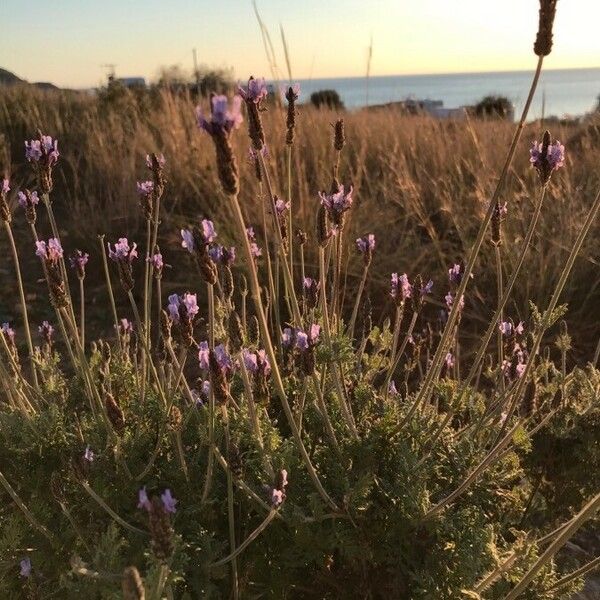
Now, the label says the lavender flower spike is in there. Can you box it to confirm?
[161,489,178,513]
[238,77,268,103]
[20,557,32,578]
[530,130,565,184]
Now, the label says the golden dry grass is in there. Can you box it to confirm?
[1,85,599,358]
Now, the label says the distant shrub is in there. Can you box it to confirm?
[310,89,344,110]
[474,95,513,119]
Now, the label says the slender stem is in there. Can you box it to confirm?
[504,492,600,600]
[4,222,39,390]
[98,235,122,353]
[79,276,85,349]
[545,555,600,594]
[286,144,294,285]
[494,244,505,392]
[346,263,369,340]
[80,480,147,535]
[222,405,239,599]
[384,310,418,402]
[201,284,216,504]
[0,469,55,544]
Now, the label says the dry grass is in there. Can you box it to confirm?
[1,85,599,359]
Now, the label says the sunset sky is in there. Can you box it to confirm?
[2,0,599,88]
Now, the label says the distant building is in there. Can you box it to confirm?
[116,77,146,89]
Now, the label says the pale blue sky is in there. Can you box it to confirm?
[2,0,599,88]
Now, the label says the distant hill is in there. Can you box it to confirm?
[0,67,60,90]
[0,67,25,85]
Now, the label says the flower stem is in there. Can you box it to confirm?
[4,222,39,390]
[98,235,122,354]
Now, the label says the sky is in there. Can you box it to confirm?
[1,0,599,88]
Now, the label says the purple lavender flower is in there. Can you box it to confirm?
[138,486,151,511]
[238,77,268,103]
[242,348,258,373]
[198,341,210,370]
[247,227,262,258]
[318,185,353,225]
[1,322,15,343]
[181,229,195,253]
[270,488,284,507]
[530,139,565,174]
[148,252,163,272]
[1,178,9,194]
[201,219,217,244]
[19,557,31,578]
[108,238,138,263]
[119,318,133,335]
[168,292,199,323]
[356,234,375,254]
[275,198,290,216]
[84,445,94,462]
[69,249,89,279]
[17,190,40,208]
[499,321,513,336]
[445,351,455,370]
[209,245,236,266]
[25,135,59,166]
[388,380,399,396]
[281,82,301,101]
[448,264,462,284]
[35,238,63,263]
[295,324,320,351]
[161,489,177,514]
[196,95,243,135]
[38,320,54,344]
[420,279,434,296]
[282,327,293,347]
[445,292,464,311]
[214,344,234,375]
[136,180,154,198]
[391,273,412,302]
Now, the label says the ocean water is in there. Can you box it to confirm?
[294,68,600,118]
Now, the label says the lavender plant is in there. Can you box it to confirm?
[1,2,600,598]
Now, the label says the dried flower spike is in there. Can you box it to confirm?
[122,566,146,600]
[534,0,558,57]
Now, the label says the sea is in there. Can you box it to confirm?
[294,68,600,119]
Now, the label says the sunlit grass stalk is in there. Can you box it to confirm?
[346,262,369,340]
[229,190,338,510]
[4,222,39,390]
[98,235,122,354]
[494,244,505,391]
[286,144,294,284]
[409,55,545,417]
[201,283,216,504]
[79,276,85,349]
